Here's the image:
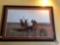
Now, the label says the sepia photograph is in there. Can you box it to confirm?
[2,6,56,41]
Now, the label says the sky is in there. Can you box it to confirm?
[7,9,50,24]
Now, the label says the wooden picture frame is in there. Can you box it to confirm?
[1,5,56,41]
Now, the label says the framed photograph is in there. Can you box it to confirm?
[1,6,56,41]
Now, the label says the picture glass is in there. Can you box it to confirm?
[2,6,56,41]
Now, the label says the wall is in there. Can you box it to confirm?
[0,0,60,45]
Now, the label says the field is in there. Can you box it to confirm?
[6,23,51,37]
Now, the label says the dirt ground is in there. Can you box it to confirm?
[6,23,52,37]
